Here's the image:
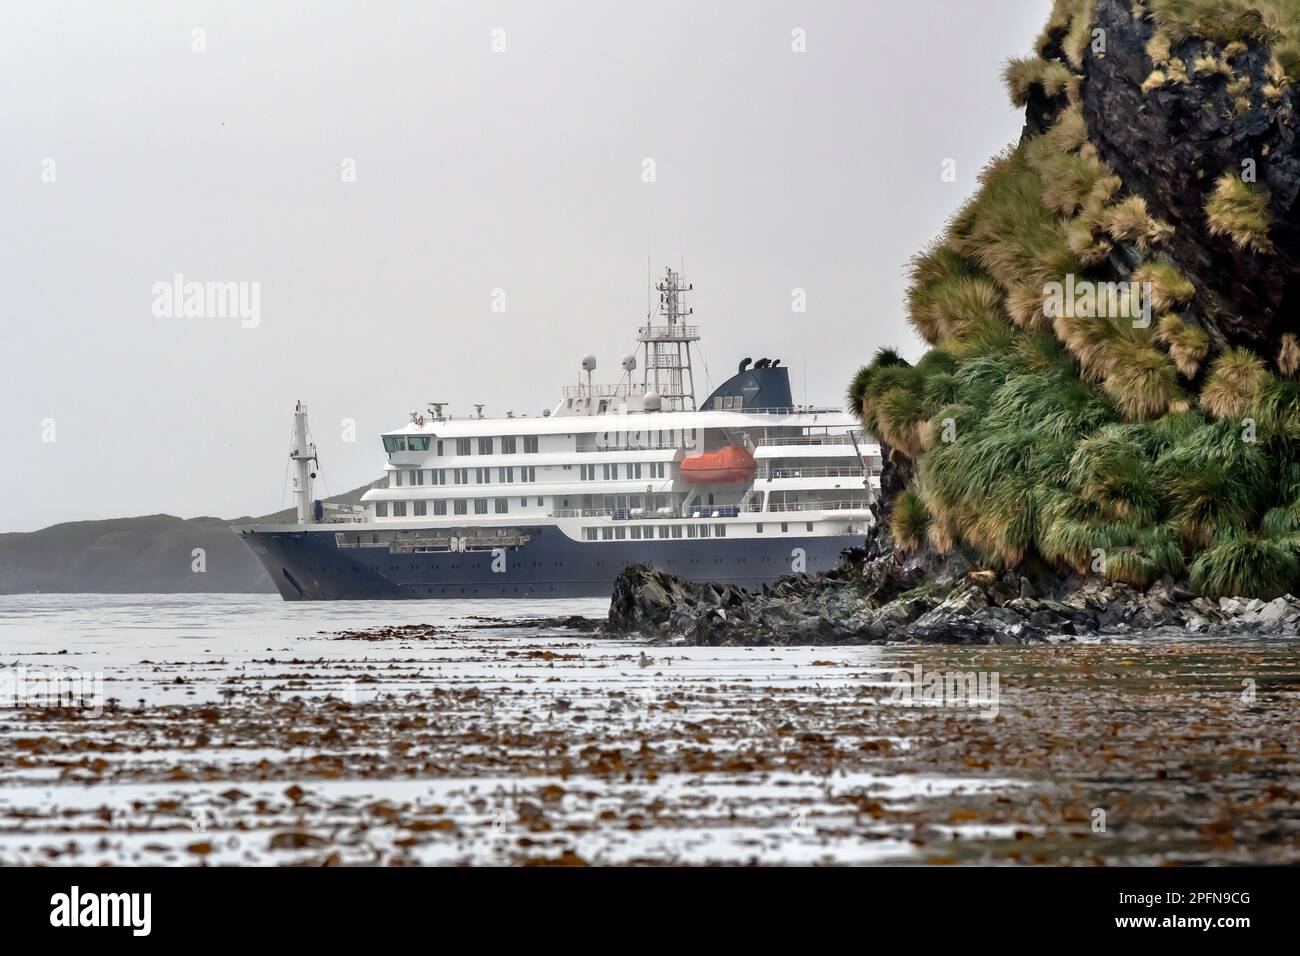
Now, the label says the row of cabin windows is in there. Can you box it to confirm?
[384,435,540,455]
[456,436,539,456]
[580,521,814,540]
[375,497,545,518]
[393,466,538,487]
[583,524,729,541]
[579,462,669,481]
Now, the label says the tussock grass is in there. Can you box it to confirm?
[1102,196,1174,251]
[1004,57,1076,106]
[1200,347,1270,418]
[1063,0,1099,69]
[1206,173,1274,253]
[1278,333,1300,376]
[1102,345,1187,421]
[1189,533,1300,599]
[890,489,931,551]
[1156,314,1210,377]
[950,146,1081,329]
[1131,261,1195,311]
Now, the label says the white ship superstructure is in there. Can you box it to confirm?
[237,268,881,600]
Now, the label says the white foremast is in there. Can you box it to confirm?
[290,401,318,524]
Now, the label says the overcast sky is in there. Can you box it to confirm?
[2,0,1047,533]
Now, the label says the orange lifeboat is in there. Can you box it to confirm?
[679,445,756,485]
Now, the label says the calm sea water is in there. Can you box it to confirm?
[0,593,609,669]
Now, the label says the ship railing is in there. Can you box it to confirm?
[550,500,873,519]
[761,499,875,513]
[574,442,682,453]
[637,324,701,340]
[755,435,862,447]
[762,466,875,479]
[718,405,844,416]
[561,383,652,399]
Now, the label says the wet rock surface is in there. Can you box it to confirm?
[608,551,1300,646]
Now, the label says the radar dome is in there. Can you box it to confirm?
[581,354,597,372]
[621,354,637,372]
[642,391,662,412]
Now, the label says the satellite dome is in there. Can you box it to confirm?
[622,353,637,372]
[643,391,662,412]
[581,354,597,371]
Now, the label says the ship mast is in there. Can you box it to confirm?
[289,401,318,524]
[640,267,700,411]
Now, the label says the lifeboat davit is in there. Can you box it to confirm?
[679,445,756,485]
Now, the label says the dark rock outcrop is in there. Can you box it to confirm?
[608,551,1300,646]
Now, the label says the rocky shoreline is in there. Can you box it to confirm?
[608,548,1300,646]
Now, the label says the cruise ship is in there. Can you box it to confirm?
[236,269,881,599]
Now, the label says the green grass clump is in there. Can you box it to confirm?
[890,489,932,552]
[1189,533,1300,599]
[1199,347,1270,419]
[1206,173,1274,254]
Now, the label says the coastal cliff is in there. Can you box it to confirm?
[851,0,1300,602]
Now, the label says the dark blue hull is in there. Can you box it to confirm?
[238,525,858,600]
